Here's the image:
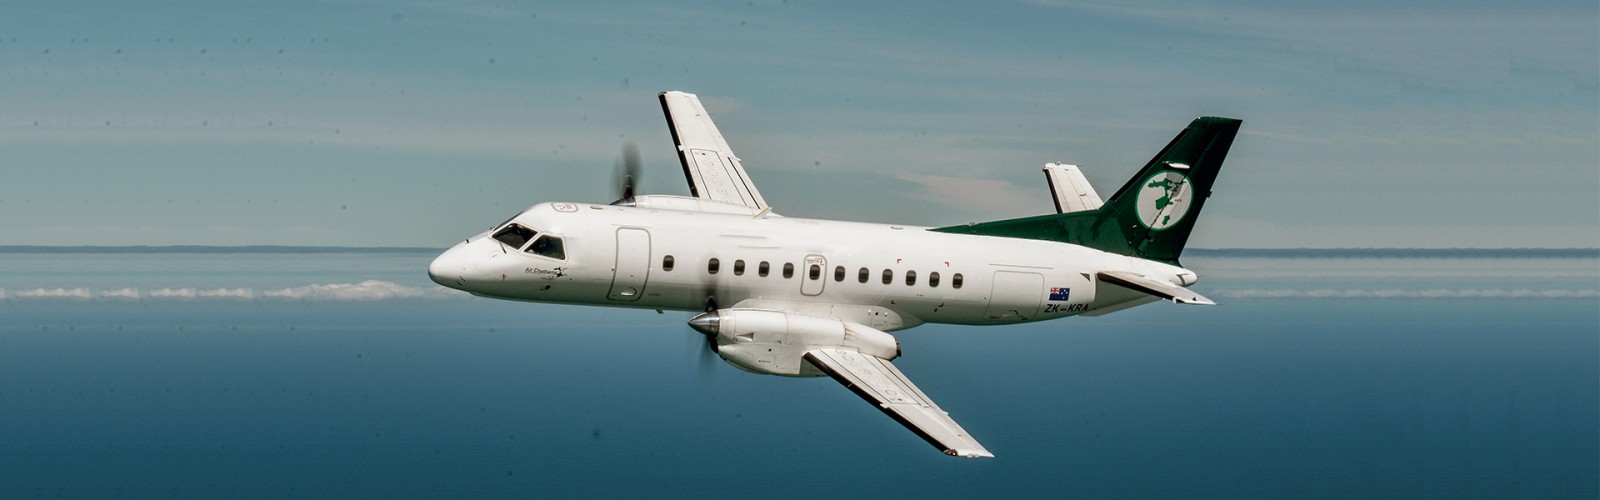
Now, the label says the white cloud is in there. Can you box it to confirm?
[261,280,461,301]
[895,173,1050,219]
[15,288,94,299]
[1,282,464,302]
[1191,215,1600,249]
[198,288,254,299]
[148,288,197,299]
[99,288,142,300]
[1217,288,1599,299]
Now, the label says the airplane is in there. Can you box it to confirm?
[427,91,1241,458]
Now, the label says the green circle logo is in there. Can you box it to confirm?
[1135,170,1192,231]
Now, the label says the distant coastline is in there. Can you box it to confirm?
[0,246,1594,258]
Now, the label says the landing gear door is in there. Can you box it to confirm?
[608,228,651,301]
[801,254,826,296]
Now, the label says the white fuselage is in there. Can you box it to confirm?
[428,202,1198,330]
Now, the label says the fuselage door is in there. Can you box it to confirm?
[801,254,826,296]
[984,271,1044,321]
[608,228,651,301]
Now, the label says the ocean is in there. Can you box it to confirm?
[1,249,1595,498]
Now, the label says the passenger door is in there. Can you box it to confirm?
[608,228,651,301]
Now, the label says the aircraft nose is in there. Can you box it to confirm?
[428,246,469,289]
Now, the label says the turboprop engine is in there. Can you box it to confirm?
[687,309,900,377]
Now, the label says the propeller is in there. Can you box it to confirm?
[692,326,717,379]
[610,141,641,206]
[687,296,722,378]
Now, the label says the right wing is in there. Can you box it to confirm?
[804,347,994,458]
[659,91,770,211]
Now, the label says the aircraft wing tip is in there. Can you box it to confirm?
[946,448,995,459]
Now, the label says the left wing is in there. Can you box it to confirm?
[804,347,994,458]
[659,91,769,211]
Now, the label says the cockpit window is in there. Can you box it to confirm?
[493,223,537,249]
[526,235,565,260]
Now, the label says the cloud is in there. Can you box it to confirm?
[261,281,460,301]
[14,288,94,299]
[1217,288,1599,299]
[895,173,1049,219]
[1190,216,1600,249]
[199,288,254,299]
[148,288,197,299]
[1,281,465,302]
[99,288,142,300]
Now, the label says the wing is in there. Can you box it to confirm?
[659,91,769,211]
[804,347,994,458]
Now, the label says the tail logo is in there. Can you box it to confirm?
[1135,170,1193,231]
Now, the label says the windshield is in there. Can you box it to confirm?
[526,235,565,260]
[491,222,566,260]
[492,223,537,249]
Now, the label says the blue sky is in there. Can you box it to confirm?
[2,1,1595,248]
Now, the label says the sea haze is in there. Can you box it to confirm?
[1,249,1595,498]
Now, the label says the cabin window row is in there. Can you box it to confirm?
[660,255,962,289]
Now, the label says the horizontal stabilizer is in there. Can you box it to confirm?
[1043,163,1103,214]
[804,348,993,458]
[1098,271,1215,305]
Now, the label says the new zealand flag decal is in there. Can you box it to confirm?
[1048,287,1071,301]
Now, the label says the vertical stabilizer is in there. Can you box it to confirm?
[933,117,1242,264]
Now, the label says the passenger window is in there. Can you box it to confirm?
[952,273,964,289]
[905,270,917,286]
[809,264,821,280]
[858,267,869,283]
[881,269,893,285]
[734,259,746,276]
[783,263,795,279]
[663,255,675,271]
[526,235,565,260]
[492,223,536,249]
[708,258,720,274]
[834,266,845,282]
[929,272,940,287]
[759,261,770,277]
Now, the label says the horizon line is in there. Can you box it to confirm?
[0,246,1595,258]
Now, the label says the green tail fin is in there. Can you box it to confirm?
[932,116,1241,264]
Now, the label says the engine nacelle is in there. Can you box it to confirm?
[688,309,899,377]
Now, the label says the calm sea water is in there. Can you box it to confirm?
[1,251,1595,498]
